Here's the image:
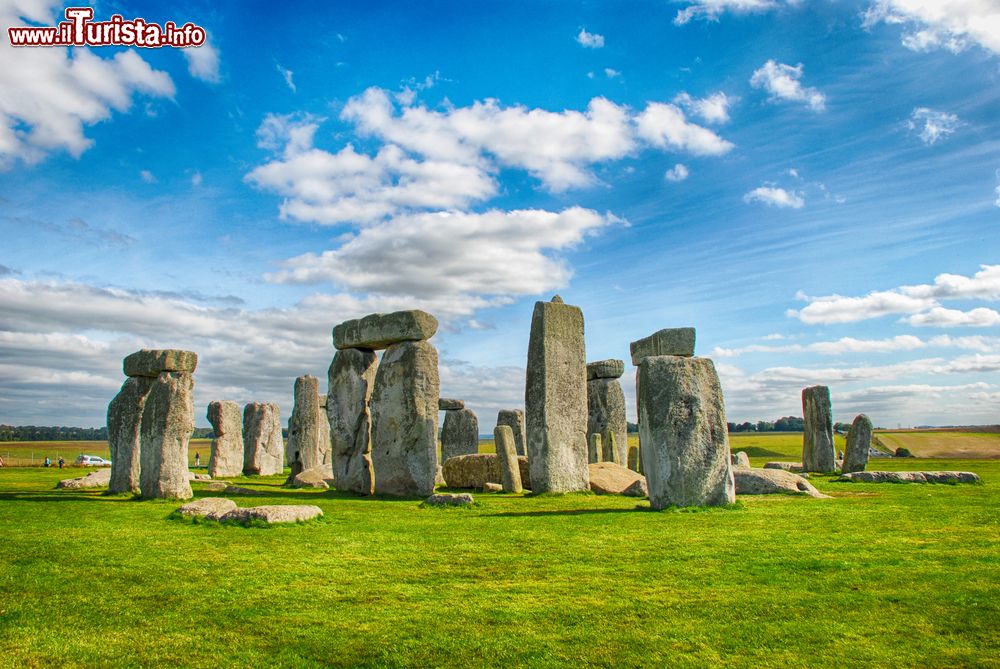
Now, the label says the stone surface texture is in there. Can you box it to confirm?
[123,349,198,378]
[291,467,332,489]
[138,372,195,500]
[327,348,379,495]
[242,403,284,476]
[629,328,695,365]
[839,471,980,484]
[423,493,475,507]
[438,398,465,410]
[734,468,829,498]
[333,310,438,351]
[442,453,531,490]
[586,359,625,381]
[802,385,837,473]
[56,468,112,490]
[764,461,806,473]
[107,375,154,494]
[731,451,751,468]
[286,375,332,476]
[220,505,324,524]
[588,462,648,497]
[176,497,237,518]
[587,377,628,466]
[587,432,603,463]
[494,425,523,493]
[497,409,526,456]
[207,400,244,478]
[843,414,873,474]
[441,407,480,462]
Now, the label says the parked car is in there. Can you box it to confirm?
[76,455,112,466]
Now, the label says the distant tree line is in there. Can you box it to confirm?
[726,417,855,433]
[0,425,216,441]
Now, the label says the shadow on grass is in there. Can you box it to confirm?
[488,507,644,518]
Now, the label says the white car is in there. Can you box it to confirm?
[76,455,112,466]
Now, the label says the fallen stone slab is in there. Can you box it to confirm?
[629,328,695,365]
[442,453,530,490]
[588,462,647,497]
[734,468,829,499]
[290,467,331,489]
[220,505,324,525]
[438,398,465,410]
[764,462,805,473]
[203,481,228,492]
[176,497,237,518]
[732,451,751,468]
[123,349,198,377]
[223,485,267,496]
[838,471,981,484]
[423,493,475,507]
[56,468,111,490]
[483,482,503,493]
[587,359,624,381]
[333,310,438,350]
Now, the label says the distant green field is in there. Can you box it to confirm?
[0,439,214,467]
[875,431,1000,459]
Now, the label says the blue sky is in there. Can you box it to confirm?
[1,0,999,429]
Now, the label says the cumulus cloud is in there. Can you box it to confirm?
[743,186,805,208]
[673,0,795,25]
[750,60,826,111]
[0,0,175,167]
[183,38,221,83]
[576,28,605,48]
[713,334,1000,358]
[674,91,734,124]
[665,164,690,182]
[907,107,960,144]
[862,0,1000,56]
[906,306,1000,327]
[635,103,734,155]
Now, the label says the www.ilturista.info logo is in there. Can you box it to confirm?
[7,7,206,48]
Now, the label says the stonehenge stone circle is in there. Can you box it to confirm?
[441,406,479,462]
[207,400,244,478]
[496,409,526,456]
[333,309,438,350]
[630,327,695,365]
[286,375,332,476]
[587,359,628,466]
[108,375,154,494]
[637,353,735,509]
[370,339,440,497]
[842,414,873,474]
[525,296,590,493]
[327,348,379,495]
[438,398,465,410]
[139,370,195,500]
[494,425,523,493]
[588,432,603,463]
[242,402,284,476]
[802,385,836,473]
[587,359,625,381]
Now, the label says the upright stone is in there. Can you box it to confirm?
[638,355,735,509]
[370,340,440,496]
[107,376,154,493]
[843,413,873,474]
[333,310,438,350]
[327,348,379,495]
[494,425,523,493]
[206,400,244,478]
[139,371,195,500]
[630,328,695,365]
[587,370,628,466]
[286,375,332,476]
[627,445,640,472]
[588,432,603,463]
[497,409,526,456]
[441,407,479,462]
[525,296,589,493]
[243,402,284,476]
[802,385,836,473]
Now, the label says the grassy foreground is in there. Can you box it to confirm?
[1,460,999,668]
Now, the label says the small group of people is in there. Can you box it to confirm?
[42,456,65,468]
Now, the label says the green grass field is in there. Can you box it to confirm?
[875,431,1000,459]
[1,455,999,667]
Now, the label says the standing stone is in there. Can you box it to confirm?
[333,310,438,350]
[627,445,639,472]
[525,297,590,493]
[587,373,628,466]
[630,328,695,365]
[441,407,479,462]
[588,432,603,463]
[206,401,244,478]
[843,414,873,474]
[638,355,735,509]
[286,375,332,476]
[242,402,284,476]
[439,398,465,411]
[370,340,440,496]
[494,425,523,493]
[139,372,195,500]
[107,376,154,493]
[327,348,379,495]
[606,432,620,465]
[802,385,836,473]
[497,409,526,456]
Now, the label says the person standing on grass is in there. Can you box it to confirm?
[58,457,64,469]
[195,452,201,468]
[44,457,51,468]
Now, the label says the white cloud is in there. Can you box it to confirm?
[673,0,794,25]
[906,306,1000,327]
[907,107,960,144]
[604,68,621,78]
[995,169,1000,207]
[713,334,1000,358]
[191,171,203,187]
[140,170,156,184]
[576,28,605,48]
[0,1,175,167]
[750,60,826,111]
[665,163,690,182]
[674,91,734,124]
[743,186,805,208]
[635,103,734,156]
[184,38,221,83]
[276,63,296,93]
[862,0,1000,56]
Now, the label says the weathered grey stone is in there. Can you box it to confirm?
[638,356,735,509]
[203,481,228,492]
[494,425,523,493]
[333,310,438,350]
[286,375,332,477]
[108,375,154,494]
[220,505,324,524]
[242,402,284,476]
[627,445,639,472]
[764,461,805,473]
[123,349,198,378]
[587,359,625,381]
[588,432,603,463]
[139,372,195,500]
[802,386,836,473]
[497,409,526,456]
[442,453,531,490]
[838,471,981,484]
[587,377,628,466]
[291,467,332,489]
[190,472,211,481]
[327,348,378,496]
[588,462,647,497]
[438,398,465,410]
[56,468,111,490]
[843,414,873,474]
[483,482,503,493]
[525,297,589,493]
[207,400,243,478]
[731,451,751,468]
[734,468,830,498]
[441,408,479,462]
[629,328,695,365]
[370,340,440,497]
[222,485,266,496]
[423,493,474,507]
[176,497,237,518]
